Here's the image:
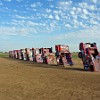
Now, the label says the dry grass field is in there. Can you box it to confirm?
[0,53,100,100]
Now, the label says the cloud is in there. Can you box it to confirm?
[0,26,38,36]
[13,9,18,12]
[58,1,73,11]
[65,24,71,28]
[78,2,97,11]
[55,14,60,20]
[53,25,100,40]
[49,20,58,28]
[31,2,42,8]
[59,1,72,6]
[54,0,99,29]
[53,10,61,14]
[89,19,99,25]
[31,3,36,8]
[0,0,99,37]
[9,0,99,32]
[89,5,97,11]
[0,27,18,35]
[76,7,82,13]
[70,11,75,15]
[45,8,52,13]
[49,4,54,8]
[15,15,26,19]
[92,0,97,3]
[27,21,46,27]
[48,14,53,19]
[83,9,89,15]
[27,21,39,26]
[0,18,54,36]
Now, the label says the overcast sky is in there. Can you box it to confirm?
[0,0,100,52]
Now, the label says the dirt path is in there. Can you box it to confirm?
[0,58,100,100]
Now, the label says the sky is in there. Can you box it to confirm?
[0,0,100,52]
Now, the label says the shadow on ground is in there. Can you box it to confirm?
[3,57,84,72]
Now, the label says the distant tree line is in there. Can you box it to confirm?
[0,52,8,53]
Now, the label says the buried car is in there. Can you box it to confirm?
[78,42,100,72]
[55,45,74,67]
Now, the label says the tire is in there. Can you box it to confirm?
[90,65,94,71]
[78,52,82,58]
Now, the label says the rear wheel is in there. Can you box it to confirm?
[78,52,82,58]
[90,65,94,71]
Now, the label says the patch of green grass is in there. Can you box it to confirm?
[72,53,78,59]
[0,53,9,58]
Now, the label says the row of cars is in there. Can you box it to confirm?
[9,45,74,67]
[9,43,100,72]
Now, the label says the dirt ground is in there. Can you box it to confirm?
[0,57,100,100]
